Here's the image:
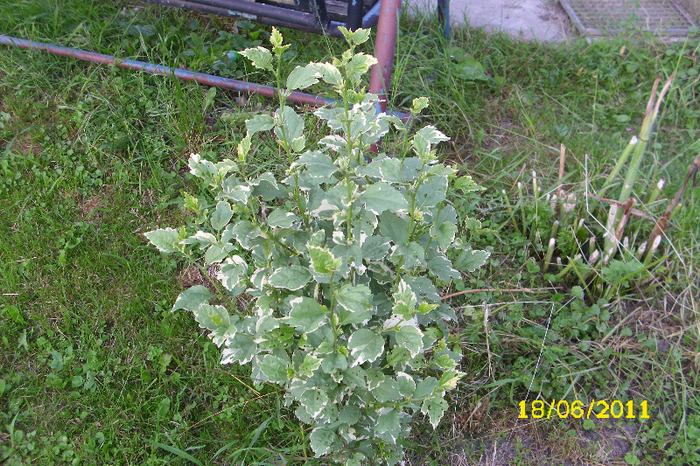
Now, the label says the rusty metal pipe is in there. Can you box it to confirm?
[368,0,401,113]
[0,34,410,119]
[0,34,335,107]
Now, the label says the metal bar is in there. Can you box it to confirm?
[368,0,401,113]
[437,0,450,39]
[145,0,323,28]
[309,0,331,29]
[362,0,382,28]
[347,0,365,30]
[0,34,335,107]
[142,0,358,36]
[0,34,410,119]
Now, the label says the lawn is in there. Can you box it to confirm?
[0,0,698,464]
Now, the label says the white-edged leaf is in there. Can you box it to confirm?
[427,253,460,282]
[395,325,424,358]
[258,354,288,383]
[292,151,337,179]
[275,106,304,142]
[217,255,247,296]
[454,248,491,272]
[375,408,400,443]
[172,285,211,312]
[266,208,299,228]
[336,284,373,325]
[245,113,275,136]
[287,297,327,332]
[192,303,229,331]
[221,333,256,365]
[308,246,341,275]
[421,396,448,429]
[268,266,312,291]
[144,228,181,253]
[301,389,329,418]
[240,46,273,71]
[309,62,343,86]
[348,329,384,366]
[211,200,233,231]
[362,182,409,215]
[286,65,320,90]
[309,427,335,457]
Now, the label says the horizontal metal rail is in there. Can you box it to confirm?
[0,34,409,119]
[0,34,334,107]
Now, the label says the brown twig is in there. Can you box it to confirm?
[585,193,652,219]
[646,151,700,258]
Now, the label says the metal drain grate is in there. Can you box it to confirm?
[558,0,697,38]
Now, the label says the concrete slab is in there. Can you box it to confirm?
[405,0,573,42]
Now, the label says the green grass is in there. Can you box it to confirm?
[1,1,698,464]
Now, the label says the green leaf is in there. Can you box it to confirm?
[335,284,372,324]
[390,242,425,269]
[309,62,343,86]
[396,372,416,397]
[362,182,409,215]
[361,236,391,261]
[245,113,275,136]
[421,396,448,429]
[415,174,448,208]
[292,151,338,179]
[454,248,491,272]
[217,256,247,296]
[414,376,438,399]
[287,297,327,333]
[427,253,460,282]
[321,352,348,373]
[301,389,329,418]
[348,329,384,366]
[299,354,322,378]
[378,211,409,245]
[412,125,449,159]
[395,325,424,358]
[268,266,312,291]
[266,208,299,228]
[211,200,233,231]
[221,333,257,365]
[338,27,371,46]
[275,106,304,142]
[375,408,401,443]
[269,27,283,47]
[227,221,262,250]
[145,228,181,254]
[308,245,341,274]
[346,53,378,80]
[309,427,335,457]
[258,354,288,383]
[438,370,464,390]
[373,378,400,402]
[192,303,230,330]
[172,285,211,312]
[286,65,320,90]
[240,46,273,71]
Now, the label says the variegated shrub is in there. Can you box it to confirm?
[145,27,489,465]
